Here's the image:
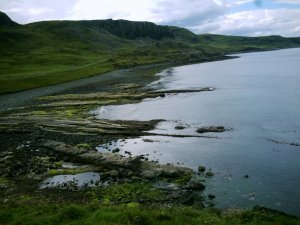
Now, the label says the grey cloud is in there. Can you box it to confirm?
[1,0,300,37]
[190,8,300,37]
[151,0,226,26]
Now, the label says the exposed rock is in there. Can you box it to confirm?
[140,169,162,179]
[78,152,104,164]
[179,191,205,207]
[161,164,194,177]
[154,181,180,191]
[0,184,8,189]
[154,87,215,95]
[197,126,226,133]
[112,148,120,153]
[142,139,154,143]
[42,140,195,179]
[107,170,119,177]
[124,151,132,155]
[175,126,185,130]
[198,165,206,173]
[185,180,205,190]
[124,155,144,170]
[42,140,143,170]
[127,171,134,177]
[208,194,215,199]
[266,139,300,147]
[43,140,88,155]
[131,176,142,181]
[205,171,214,177]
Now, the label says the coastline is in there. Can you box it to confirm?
[0,48,300,223]
[0,54,237,110]
[3,45,300,108]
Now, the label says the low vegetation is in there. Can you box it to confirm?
[0,204,299,225]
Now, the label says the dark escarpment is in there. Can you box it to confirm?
[0,11,19,27]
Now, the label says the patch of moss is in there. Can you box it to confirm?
[47,168,92,176]
[0,125,8,130]
[47,107,81,119]
[100,182,167,203]
[53,161,63,168]
[0,176,14,188]
[174,174,193,185]
[0,177,10,184]
[126,202,140,208]
[31,110,48,116]
[14,195,33,204]
[76,143,91,150]
[59,108,82,119]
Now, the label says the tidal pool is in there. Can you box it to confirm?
[40,172,100,189]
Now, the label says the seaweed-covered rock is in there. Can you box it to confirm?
[107,170,119,177]
[197,126,226,133]
[186,180,205,190]
[208,194,215,199]
[198,165,206,173]
[205,171,214,177]
[175,126,185,130]
[140,169,162,179]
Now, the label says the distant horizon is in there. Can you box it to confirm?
[1,0,300,37]
[2,10,300,38]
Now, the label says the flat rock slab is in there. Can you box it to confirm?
[42,140,195,179]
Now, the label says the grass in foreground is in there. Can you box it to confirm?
[0,203,299,225]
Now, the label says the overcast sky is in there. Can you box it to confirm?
[1,0,300,37]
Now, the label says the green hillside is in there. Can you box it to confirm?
[0,11,300,94]
[0,11,19,27]
[198,33,300,54]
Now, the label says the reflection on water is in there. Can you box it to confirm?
[93,48,300,216]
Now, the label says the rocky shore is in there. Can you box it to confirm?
[0,65,219,208]
[1,63,299,225]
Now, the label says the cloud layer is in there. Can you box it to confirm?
[1,0,300,37]
[189,8,300,37]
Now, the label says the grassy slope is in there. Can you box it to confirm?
[0,204,299,225]
[1,12,300,94]
[197,33,300,54]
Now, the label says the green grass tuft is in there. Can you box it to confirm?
[0,204,299,225]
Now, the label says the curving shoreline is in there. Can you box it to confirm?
[0,54,236,110]
[0,50,300,221]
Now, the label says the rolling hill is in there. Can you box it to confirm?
[0,11,300,94]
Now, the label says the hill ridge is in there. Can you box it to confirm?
[1,11,300,94]
[0,11,19,27]
[27,18,179,40]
